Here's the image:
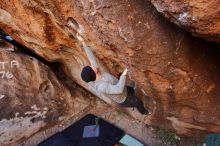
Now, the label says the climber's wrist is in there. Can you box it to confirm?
[82,41,87,47]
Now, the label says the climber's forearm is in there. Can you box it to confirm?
[82,41,98,68]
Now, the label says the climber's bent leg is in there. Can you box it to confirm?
[120,86,149,115]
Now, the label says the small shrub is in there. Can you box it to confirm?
[154,127,180,146]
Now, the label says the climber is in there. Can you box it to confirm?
[77,33,149,115]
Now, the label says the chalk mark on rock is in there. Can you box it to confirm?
[0,95,5,100]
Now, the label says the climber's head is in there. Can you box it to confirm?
[81,66,97,82]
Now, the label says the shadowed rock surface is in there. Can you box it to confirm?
[0,0,219,139]
[0,41,72,145]
[149,0,220,42]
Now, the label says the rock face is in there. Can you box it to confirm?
[0,40,71,145]
[149,0,220,43]
[0,0,220,137]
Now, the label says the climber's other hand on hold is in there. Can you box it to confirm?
[122,68,128,76]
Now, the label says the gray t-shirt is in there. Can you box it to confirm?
[83,45,127,103]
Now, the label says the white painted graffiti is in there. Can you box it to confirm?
[0,60,19,79]
[0,71,13,79]
[0,60,19,69]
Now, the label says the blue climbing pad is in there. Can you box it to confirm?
[119,134,144,146]
[205,134,220,146]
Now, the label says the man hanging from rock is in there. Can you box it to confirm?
[77,33,149,115]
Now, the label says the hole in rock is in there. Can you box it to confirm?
[67,17,79,31]
[67,17,85,35]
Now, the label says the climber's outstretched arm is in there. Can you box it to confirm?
[77,33,98,68]
[82,42,98,68]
